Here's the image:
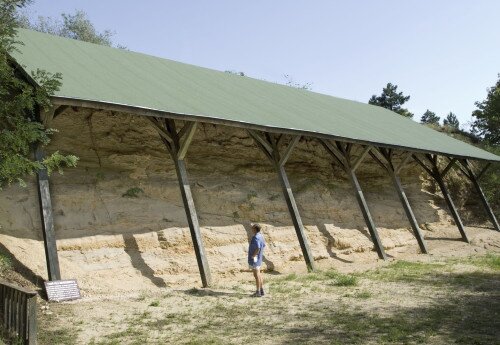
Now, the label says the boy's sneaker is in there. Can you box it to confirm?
[260,288,265,296]
[251,291,262,297]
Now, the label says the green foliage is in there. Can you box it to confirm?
[369,82,413,118]
[148,300,160,307]
[17,9,120,47]
[122,187,144,198]
[0,251,12,271]
[0,0,78,189]
[476,144,500,213]
[324,270,358,286]
[420,109,440,125]
[224,70,245,76]
[443,112,459,129]
[472,74,500,146]
[439,125,499,217]
[283,74,312,90]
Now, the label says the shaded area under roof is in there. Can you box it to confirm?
[11,29,499,162]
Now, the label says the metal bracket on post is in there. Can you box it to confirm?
[412,154,470,243]
[454,159,499,231]
[320,140,387,260]
[370,148,428,254]
[247,130,316,272]
[150,117,212,287]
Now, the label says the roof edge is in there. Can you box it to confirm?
[51,96,500,163]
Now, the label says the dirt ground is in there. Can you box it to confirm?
[32,224,500,345]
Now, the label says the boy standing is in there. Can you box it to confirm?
[248,223,266,297]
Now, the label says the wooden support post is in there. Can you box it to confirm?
[248,131,316,271]
[151,118,211,287]
[413,155,469,243]
[370,149,428,254]
[458,160,499,231]
[35,146,61,281]
[321,141,387,260]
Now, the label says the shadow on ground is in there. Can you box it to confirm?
[275,271,500,345]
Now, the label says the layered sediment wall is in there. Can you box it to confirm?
[0,108,470,293]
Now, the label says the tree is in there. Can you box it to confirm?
[0,0,77,188]
[369,83,413,118]
[283,74,312,90]
[472,75,500,146]
[443,112,459,129]
[420,110,440,125]
[17,9,123,48]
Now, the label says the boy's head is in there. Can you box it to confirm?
[251,223,261,234]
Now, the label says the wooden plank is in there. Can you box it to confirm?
[21,295,27,344]
[412,154,433,176]
[389,172,428,253]
[352,146,371,172]
[27,295,37,345]
[346,168,387,260]
[275,164,316,271]
[278,135,300,167]
[147,117,174,145]
[16,290,20,336]
[247,130,273,156]
[249,133,316,271]
[374,153,428,254]
[321,140,348,167]
[177,122,197,160]
[173,159,212,287]
[35,146,61,281]
[395,152,412,175]
[476,162,491,180]
[442,158,457,177]
[152,121,212,288]
[434,171,470,242]
[461,161,499,231]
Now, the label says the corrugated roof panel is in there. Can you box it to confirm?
[11,29,499,162]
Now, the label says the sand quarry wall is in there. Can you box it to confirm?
[0,108,477,293]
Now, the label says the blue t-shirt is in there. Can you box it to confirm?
[248,232,266,266]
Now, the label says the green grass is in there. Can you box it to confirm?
[39,327,78,345]
[38,254,500,345]
[470,253,500,270]
[0,252,12,271]
[122,187,144,198]
[365,260,445,283]
[246,191,257,200]
[148,300,160,307]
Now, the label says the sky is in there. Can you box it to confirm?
[22,0,500,128]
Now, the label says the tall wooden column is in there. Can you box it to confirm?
[320,141,387,260]
[413,154,470,243]
[248,131,316,272]
[456,160,499,231]
[35,108,61,281]
[370,149,428,254]
[35,146,61,281]
[150,118,212,287]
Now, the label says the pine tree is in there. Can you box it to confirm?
[420,110,440,125]
[443,112,459,129]
[369,83,413,118]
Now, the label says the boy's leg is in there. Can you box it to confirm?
[253,269,259,290]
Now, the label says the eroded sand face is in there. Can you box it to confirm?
[0,108,490,295]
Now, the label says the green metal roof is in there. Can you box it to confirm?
[11,29,500,162]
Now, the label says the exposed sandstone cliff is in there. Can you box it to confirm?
[0,108,484,293]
